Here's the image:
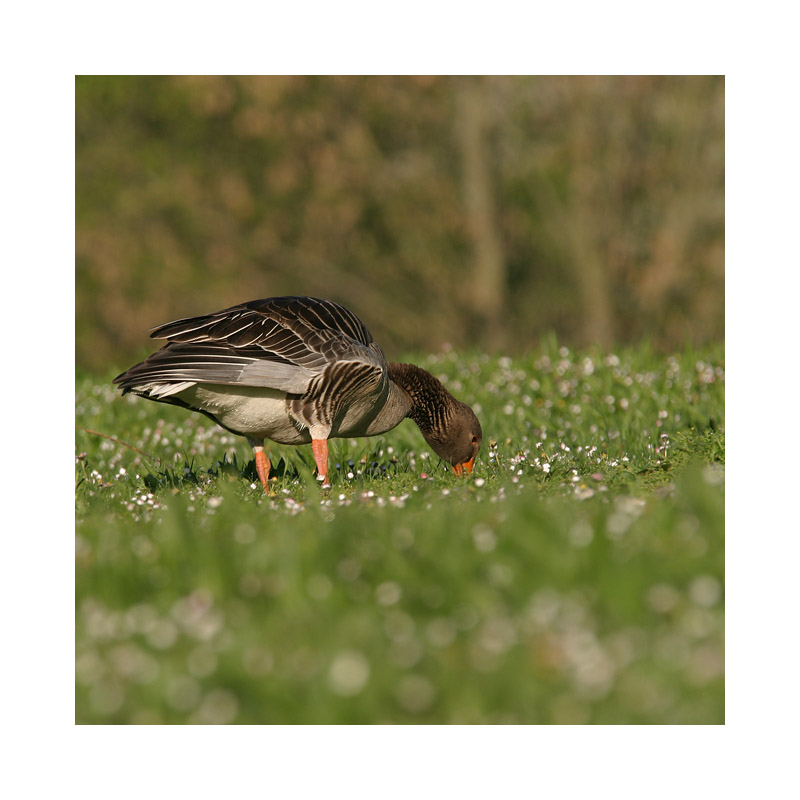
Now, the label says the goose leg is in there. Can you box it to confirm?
[248,438,271,490]
[311,438,330,485]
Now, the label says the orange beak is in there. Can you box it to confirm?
[452,457,476,476]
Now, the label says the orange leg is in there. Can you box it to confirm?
[254,450,272,489]
[311,438,330,484]
[249,439,271,491]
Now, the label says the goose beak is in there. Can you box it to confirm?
[452,457,476,476]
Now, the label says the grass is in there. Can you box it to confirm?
[75,338,724,724]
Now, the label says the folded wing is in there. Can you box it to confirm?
[114,296,387,398]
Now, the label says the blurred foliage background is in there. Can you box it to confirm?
[76,75,723,370]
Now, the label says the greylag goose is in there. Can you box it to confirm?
[113,296,482,488]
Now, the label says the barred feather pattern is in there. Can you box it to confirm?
[114,296,386,396]
[149,296,375,366]
[387,362,453,437]
[289,360,386,434]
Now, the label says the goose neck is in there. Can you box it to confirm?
[387,361,453,435]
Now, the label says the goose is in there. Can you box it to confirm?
[113,296,482,488]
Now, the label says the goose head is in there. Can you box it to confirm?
[422,400,483,475]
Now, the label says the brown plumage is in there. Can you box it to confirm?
[114,296,482,488]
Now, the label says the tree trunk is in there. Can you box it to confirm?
[457,77,505,343]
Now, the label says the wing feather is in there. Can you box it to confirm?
[115,297,386,396]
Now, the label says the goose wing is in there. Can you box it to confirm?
[114,296,386,397]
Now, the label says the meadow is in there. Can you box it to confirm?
[75,338,724,724]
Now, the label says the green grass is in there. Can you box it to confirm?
[75,339,724,724]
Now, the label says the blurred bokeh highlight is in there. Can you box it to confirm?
[76,75,723,370]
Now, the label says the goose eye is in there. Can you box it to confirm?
[471,435,478,444]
